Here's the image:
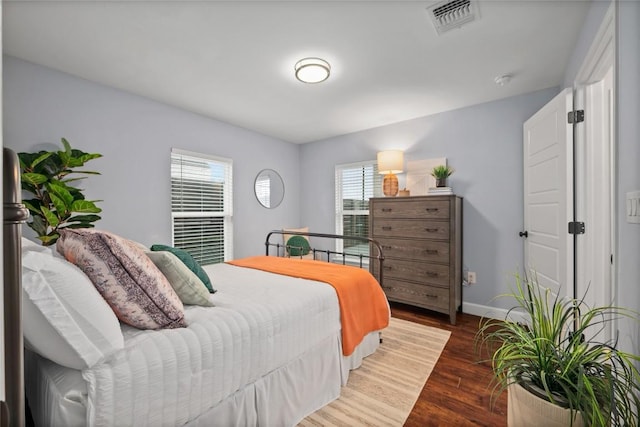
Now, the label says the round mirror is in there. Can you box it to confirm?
[254,169,285,209]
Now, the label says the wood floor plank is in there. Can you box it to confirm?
[390,302,507,426]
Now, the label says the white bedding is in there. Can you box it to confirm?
[26,263,385,426]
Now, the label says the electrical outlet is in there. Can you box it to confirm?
[467,271,477,284]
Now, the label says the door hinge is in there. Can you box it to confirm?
[568,110,584,124]
[568,221,585,234]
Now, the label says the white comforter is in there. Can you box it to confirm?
[82,263,342,426]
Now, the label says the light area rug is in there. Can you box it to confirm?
[299,317,451,427]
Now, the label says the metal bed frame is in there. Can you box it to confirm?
[264,230,385,287]
[3,148,29,427]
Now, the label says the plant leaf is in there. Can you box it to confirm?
[67,214,101,224]
[61,138,72,154]
[40,206,59,228]
[46,182,74,208]
[21,172,48,186]
[49,193,68,216]
[38,232,59,246]
[31,152,55,169]
[70,200,102,213]
[27,215,48,236]
[59,222,96,229]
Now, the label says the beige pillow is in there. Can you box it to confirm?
[282,227,309,248]
[146,251,214,307]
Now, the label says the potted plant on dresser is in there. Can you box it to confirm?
[475,272,640,427]
[430,165,454,187]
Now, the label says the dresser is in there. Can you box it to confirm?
[369,195,462,324]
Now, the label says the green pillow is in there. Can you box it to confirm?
[286,235,311,257]
[150,244,215,293]
[146,251,214,307]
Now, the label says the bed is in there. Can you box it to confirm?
[3,148,389,426]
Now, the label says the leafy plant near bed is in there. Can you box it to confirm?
[18,138,102,246]
[475,272,640,426]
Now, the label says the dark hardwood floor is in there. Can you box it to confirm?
[390,302,507,427]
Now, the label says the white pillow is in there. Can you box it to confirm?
[21,248,125,369]
[21,237,50,253]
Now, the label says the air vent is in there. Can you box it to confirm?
[427,0,479,35]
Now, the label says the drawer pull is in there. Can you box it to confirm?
[425,228,439,233]
[381,208,393,213]
[426,272,439,278]
[425,208,439,213]
[425,249,438,255]
[382,226,392,231]
[426,294,438,299]
[382,245,393,250]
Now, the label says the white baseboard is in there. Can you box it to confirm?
[462,302,528,324]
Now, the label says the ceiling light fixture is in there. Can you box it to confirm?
[294,57,331,84]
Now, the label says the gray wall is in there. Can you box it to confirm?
[3,56,302,259]
[299,88,558,311]
[562,1,611,89]
[616,0,640,357]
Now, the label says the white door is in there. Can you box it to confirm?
[523,89,574,300]
[576,67,614,308]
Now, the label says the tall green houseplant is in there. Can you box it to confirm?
[19,138,103,246]
[475,272,640,426]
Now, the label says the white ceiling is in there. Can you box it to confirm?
[3,0,591,144]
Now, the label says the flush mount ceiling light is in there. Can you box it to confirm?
[294,57,331,84]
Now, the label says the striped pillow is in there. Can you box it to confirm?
[57,229,186,330]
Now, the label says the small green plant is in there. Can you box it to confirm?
[430,165,454,179]
[19,138,102,246]
[475,272,640,426]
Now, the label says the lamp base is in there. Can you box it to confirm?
[382,173,399,197]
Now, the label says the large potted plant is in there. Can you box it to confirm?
[18,138,102,246]
[475,272,640,427]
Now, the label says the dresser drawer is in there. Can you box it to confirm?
[376,238,449,263]
[372,219,449,240]
[377,259,450,287]
[382,279,450,312]
[372,200,450,219]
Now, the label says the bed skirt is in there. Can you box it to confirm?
[25,330,380,426]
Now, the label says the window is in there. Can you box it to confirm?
[335,161,382,257]
[171,148,233,265]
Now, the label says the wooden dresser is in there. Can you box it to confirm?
[369,195,462,324]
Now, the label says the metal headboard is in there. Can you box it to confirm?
[3,148,29,427]
[264,230,385,286]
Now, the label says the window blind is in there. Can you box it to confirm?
[171,148,233,265]
[335,161,382,256]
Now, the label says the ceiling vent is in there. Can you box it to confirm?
[427,0,479,35]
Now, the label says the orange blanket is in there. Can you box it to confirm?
[227,256,390,356]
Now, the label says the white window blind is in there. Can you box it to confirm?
[335,160,382,256]
[171,148,233,265]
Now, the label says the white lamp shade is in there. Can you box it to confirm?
[377,150,404,174]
